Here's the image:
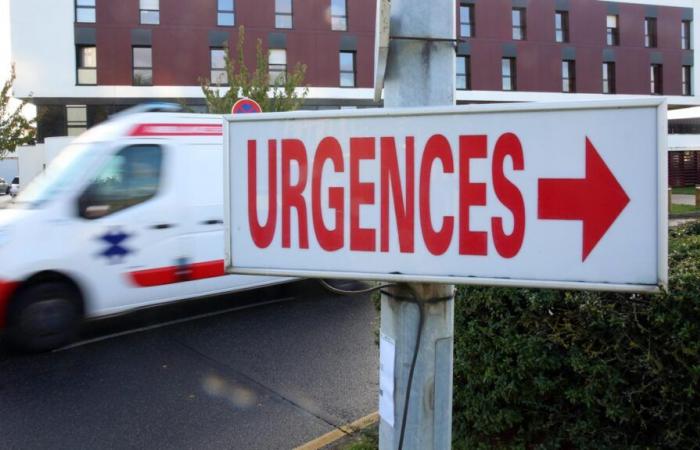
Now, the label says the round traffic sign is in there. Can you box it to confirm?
[232,98,263,114]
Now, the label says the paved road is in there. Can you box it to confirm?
[673,194,696,206]
[0,281,379,450]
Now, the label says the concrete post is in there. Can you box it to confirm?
[379,1,456,449]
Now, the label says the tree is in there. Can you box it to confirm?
[200,26,308,114]
[0,65,36,157]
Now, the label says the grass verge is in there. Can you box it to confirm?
[338,426,378,450]
[671,203,700,215]
[672,186,698,195]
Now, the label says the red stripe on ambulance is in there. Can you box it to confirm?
[0,280,20,328]
[129,123,223,137]
[129,260,226,287]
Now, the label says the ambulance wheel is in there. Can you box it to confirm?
[7,282,82,352]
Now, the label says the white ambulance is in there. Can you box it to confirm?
[0,108,289,351]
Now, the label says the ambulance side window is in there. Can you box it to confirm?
[78,145,163,219]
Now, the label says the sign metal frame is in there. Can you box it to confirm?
[373,0,391,103]
[223,99,668,293]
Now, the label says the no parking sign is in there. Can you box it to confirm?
[232,98,262,114]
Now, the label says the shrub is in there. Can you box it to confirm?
[453,221,700,449]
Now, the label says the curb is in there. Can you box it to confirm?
[294,412,379,450]
[669,212,700,219]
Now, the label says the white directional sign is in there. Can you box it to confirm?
[224,100,667,292]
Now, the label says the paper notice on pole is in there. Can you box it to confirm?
[379,332,395,427]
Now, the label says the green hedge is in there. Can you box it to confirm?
[453,222,700,449]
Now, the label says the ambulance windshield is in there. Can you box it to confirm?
[13,143,100,208]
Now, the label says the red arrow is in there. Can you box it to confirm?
[538,138,630,261]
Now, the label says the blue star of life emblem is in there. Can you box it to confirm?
[99,229,132,263]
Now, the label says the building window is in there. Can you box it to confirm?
[562,60,575,93]
[645,17,657,48]
[456,55,470,90]
[339,51,355,87]
[502,57,516,91]
[682,20,692,50]
[75,0,95,23]
[602,62,616,94]
[66,105,88,136]
[217,0,234,26]
[650,64,663,95]
[140,0,159,25]
[269,49,287,84]
[512,8,526,40]
[460,4,474,38]
[275,0,293,29]
[76,46,97,85]
[606,15,619,46]
[133,47,153,86]
[682,65,692,96]
[211,48,228,85]
[331,0,347,31]
[555,11,569,43]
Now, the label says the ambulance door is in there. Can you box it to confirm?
[75,142,186,313]
[176,142,275,298]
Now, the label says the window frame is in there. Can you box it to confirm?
[562,60,576,93]
[132,46,153,86]
[512,8,526,41]
[78,144,164,220]
[502,57,516,91]
[645,17,657,48]
[217,0,235,26]
[139,0,160,25]
[606,14,619,46]
[210,47,228,86]
[75,0,96,23]
[555,10,569,43]
[602,62,616,94]
[682,65,692,96]
[76,45,97,86]
[331,0,347,31]
[339,50,356,87]
[275,0,293,29]
[268,49,287,84]
[460,4,474,38]
[456,55,470,90]
[650,63,663,95]
[682,20,692,50]
[66,105,88,136]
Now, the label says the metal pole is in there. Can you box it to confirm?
[379,1,456,449]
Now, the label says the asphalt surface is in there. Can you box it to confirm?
[0,280,379,450]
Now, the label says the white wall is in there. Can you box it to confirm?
[0,0,11,78]
[9,0,74,100]
[16,136,73,189]
[669,133,700,151]
[2,0,35,123]
[17,143,45,189]
[44,136,74,162]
